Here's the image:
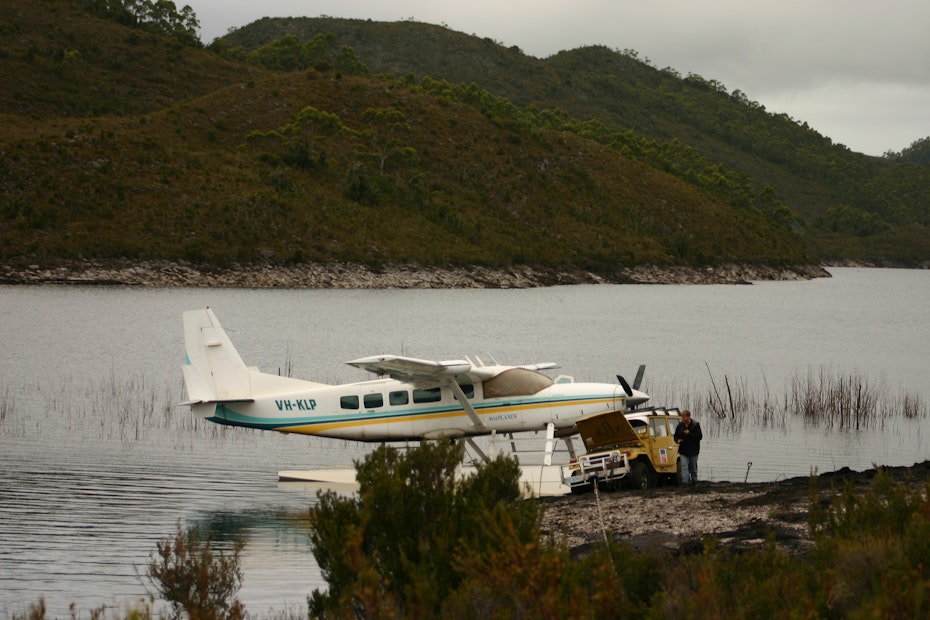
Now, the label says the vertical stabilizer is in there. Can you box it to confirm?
[182,308,252,402]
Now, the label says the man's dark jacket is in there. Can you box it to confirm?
[674,419,703,456]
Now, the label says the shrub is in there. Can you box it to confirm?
[307,442,539,618]
[144,522,245,620]
[660,537,817,619]
[808,469,930,617]
[308,441,678,619]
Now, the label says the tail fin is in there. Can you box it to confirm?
[182,308,252,403]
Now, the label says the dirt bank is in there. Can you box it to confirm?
[539,461,930,558]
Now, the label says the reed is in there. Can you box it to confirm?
[0,370,230,444]
[0,382,12,421]
[786,366,930,430]
[651,365,927,435]
[650,375,790,435]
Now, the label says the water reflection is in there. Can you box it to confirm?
[189,510,321,616]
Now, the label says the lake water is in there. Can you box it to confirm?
[1,267,928,617]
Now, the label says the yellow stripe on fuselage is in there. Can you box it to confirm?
[276,396,618,435]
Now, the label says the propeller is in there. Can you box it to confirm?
[616,364,646,396]
[616,374,633,397]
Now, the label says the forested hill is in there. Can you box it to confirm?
[0,2,926,275]
[217,16,930,266]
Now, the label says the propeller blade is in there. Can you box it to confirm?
[616,374,633,397]
[632,364,646,390]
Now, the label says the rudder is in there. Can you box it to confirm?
[182,308,252,403]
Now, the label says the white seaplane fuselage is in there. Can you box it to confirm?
[191,373,634,441]
[181,308,648,443]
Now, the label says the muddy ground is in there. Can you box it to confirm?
[539,461,930,558]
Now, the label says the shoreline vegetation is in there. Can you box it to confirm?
[1,259,837,288]
[16,461,929,619]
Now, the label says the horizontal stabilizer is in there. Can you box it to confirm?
[178,398,255,407]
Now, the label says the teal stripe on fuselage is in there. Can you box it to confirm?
[209,392,616,431]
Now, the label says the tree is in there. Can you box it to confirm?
[817,204,891,236]
[307,442,539,618]
[80,0,201,46]
[247,34,306,71]
[361,107,412,174]
[284,106,344,170]
[307,441,672,619]
[895,136,930,165]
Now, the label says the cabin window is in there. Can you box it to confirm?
[364,393,383,409]
[456,383,475,399]
[389,390,409,406]
[413,387,442,403]
[340,395,359,410]
[668,418,681,435]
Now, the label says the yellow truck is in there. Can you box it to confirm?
[560,407,682,493]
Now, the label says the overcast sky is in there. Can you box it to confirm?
[185,0,930,157]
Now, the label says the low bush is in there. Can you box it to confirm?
[144,522,246,620]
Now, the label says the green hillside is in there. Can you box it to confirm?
[218,16,930,266]
[1,1,926,277]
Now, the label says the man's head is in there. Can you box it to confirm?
[681,409,692,424]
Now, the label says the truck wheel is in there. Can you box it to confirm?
[630,461,655,490]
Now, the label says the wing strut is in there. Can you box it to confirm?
[446,379,488,432]
[464,437,489,463]
[543,422,556,466]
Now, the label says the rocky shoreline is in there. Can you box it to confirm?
[0,259,832,288]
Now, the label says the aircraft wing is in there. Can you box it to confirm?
[347,355,473,382]
[520,362,559,371]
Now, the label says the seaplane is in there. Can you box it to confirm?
[181,307,649,488]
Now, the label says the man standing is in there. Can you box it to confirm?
[674,409,703,485]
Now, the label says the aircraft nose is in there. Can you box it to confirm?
[626,392,649,408]
[614,384,648,410]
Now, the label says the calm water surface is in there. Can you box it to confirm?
[1,267,928,616]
